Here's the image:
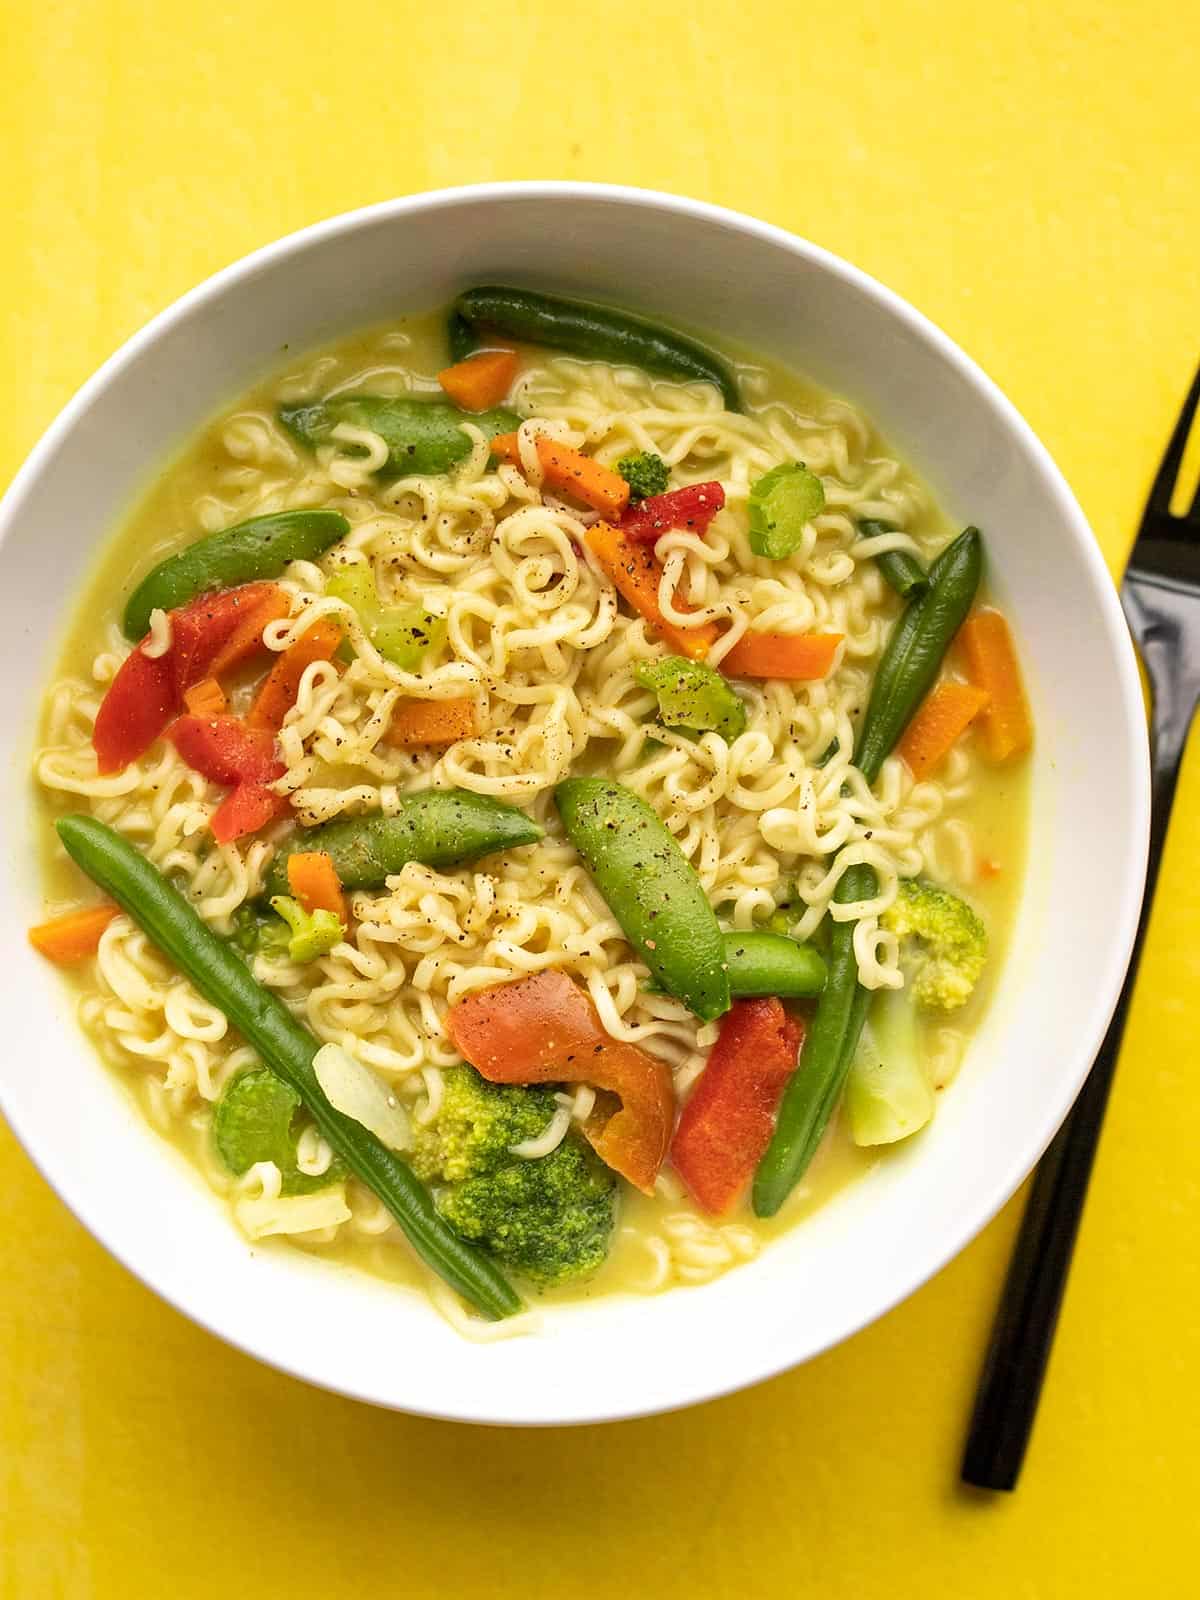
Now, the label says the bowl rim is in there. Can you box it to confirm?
[0,181,1150,1424]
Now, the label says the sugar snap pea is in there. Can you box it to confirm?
[854,527,983,784]
[454,287,741,412]
[753,863,877,1216]
[263,791,543,901]
[555,777,731,1023]
[721,931,827,998]
[279,395,520,479]
[122,510,349,642]
[56,815,521,1320]
[857,518,929,600]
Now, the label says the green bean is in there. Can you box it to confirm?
[753,864,877,1216]
[447,310,481,364]
[263,791,542,901]
[279,396,520,479]
[122,510,349,642]
[721,931,827,998]
[857,518,928,600]
[454,286,741,412]
[555,777,730,1023]
[56,815,521,1320]
[853,527,983,784]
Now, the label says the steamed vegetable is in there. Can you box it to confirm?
[167,713,287,844]
[183,677,228,718]
[286,851,346,922]
[56,815,521,1318]
[672,999,803,1214]
[384,696,478,747]
[555,777,730,1023]
[753,863,877,1216]
[854,527,983,784]
[620,482,725,543]
[845,988,934,1146]
[268,895,344,963]
[586,521,719,661]
[28,903,119,964]
[617,451,670,502]
[453,286,742,412]
[446,969,675,1194]
[719,630,843,681]
[490,434,630,518]
[96,583,289,773]
[897,680,990,780]
[857,518,929,600]
[881,878,987,1010]
[324,563,447,670]
[635,655,747,741]
[248,618,344,732]
[747,463,825,559]
[214,1068,348,1193]
[411,1066,615,1287]
[721,930,827,998]
[123,513,347,642]
[958,609,1033,762]
[437,350,518,411]
[279,396,520,478]
[262,790,542,900]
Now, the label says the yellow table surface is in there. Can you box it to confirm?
[2,2,1198,1594]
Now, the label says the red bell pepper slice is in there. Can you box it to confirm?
[671,998,804,1215]
[620,482,725,543]
[210,782,290,845]
[169,714,287,844]
[92,583,289,774]
[445,969,675,1194]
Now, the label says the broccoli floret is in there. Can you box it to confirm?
[268,894,344,962]
[441,1137,616,1288]
[881,878,987,1010]
[410,1066,617,1287]
[617,451,670,502]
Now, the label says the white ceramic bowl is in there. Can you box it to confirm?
[0,184,1148,1425]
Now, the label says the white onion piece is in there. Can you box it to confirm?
[313,1043,411,1152]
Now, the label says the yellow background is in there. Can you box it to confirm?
[2,1,1197,1594]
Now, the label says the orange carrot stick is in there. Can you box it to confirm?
[437,350,518,411]
[183,677,229,718]
[385,696,479,747]
[29,904,120,963]
[897,680,991,780]
[247,618,344,732]
[586,520,719,661]
[489,430,521,463]
[286,851,347,923]
[958,609,1033,762]
[719,630,843,681]
[206,586,292,679]
[494,433,630,518]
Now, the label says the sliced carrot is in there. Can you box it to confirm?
[437,350,518,411]
[489,430,521,463]
[29,904,119,964]
[897,680,991,780]
[385,696,478,747]
[958,609,1033,762]
[719,630,843,681]
[248,618,344,732]
[206,586,292,679]
[286,851,347,923]
[586,521,719,661]
[535,440,630,518]
[183,677,229,718]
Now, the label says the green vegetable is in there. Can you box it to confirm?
[55,815,521,1320]
[122,510,349,642]
[617,451,670,502]
[854,527,983,785]
[411,1066,616,1287]
[721,931,826,998]
[213,1068,348,1193]
[227,901,291,958]
[753,863,877,1216]
[268,895,344,963]
[555,777,730,1023]
[881,878,987,1010]
[845,988,934,1146]
[813,738,840,770]
[857,517,928,599]
[634,655,747,742]
[279,395,520,479]
[262,791,542,901]
[454,286,742,412]
[325,564,447,669]
[447,310,480,364]
[748,463,825,560]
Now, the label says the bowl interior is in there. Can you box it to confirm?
[0,186,1147,1423]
